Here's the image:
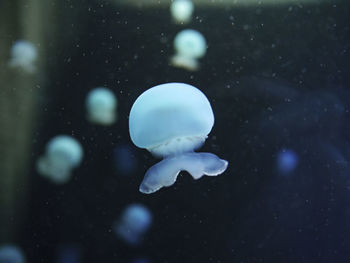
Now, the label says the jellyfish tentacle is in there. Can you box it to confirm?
[193,152,228,177]
[139,152,228,194]
[139,160,181,194]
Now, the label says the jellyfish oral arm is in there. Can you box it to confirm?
[139,152,228,194]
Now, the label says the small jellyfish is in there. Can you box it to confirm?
[114,204,152,245]
[170,29,207,71]
[8,40,38,73]
[277,149,299,174]
[85,87,117,125]
[170,0,194,24]
[0,245,26,263]
[37,135,83,184]
[129,83,228,194]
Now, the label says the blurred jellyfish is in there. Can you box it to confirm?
[55,244,81,263]
[37,135,83,184]
[131,258,150,263]
[0,245,26,263]
[170,0,194,24]
[276,149,299,174]
[114,204,152,245]
[170,29,207,71]
[129,83,228,194]
[8,40,38,73]
[85,87,118,125]
[113,143,138,176]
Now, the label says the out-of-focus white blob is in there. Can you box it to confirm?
[277,149,299,175]
[129,83,228,194]
[0,245,26,263]
[37,135,83,184]
[8,40,38,73]
[86,87,117,125]
[170,0,194,24]
[114,204,152,246]
[170,29,207,71]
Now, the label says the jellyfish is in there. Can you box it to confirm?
[8,40,38,73]
[276,149,299,174]
[170,29,207,71]
[0,245,26,263]
[114,204,152,245]
[85,87,117,125]
[129,82,228,194]
[131,258,150,263]
[55,244,81,263]
[37,135,83,184]
[170,0,194,24]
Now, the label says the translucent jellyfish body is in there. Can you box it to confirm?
[86,87,117,125]
[129,83,228,194]
[37,135,83,184]
[170,0,194,24]
[0,245,26,263]
[114,204,152,245]
[170,29,207,71]
[8,40,38,73]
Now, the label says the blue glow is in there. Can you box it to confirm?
[113,143,137,175]
[277,149,299,174]
[55,244,81,263]
[0,245,25,263]
[131,258,150,263]
[114,204,152,245]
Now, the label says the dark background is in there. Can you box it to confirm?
[19,0,350,262]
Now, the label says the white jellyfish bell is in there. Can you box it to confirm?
[85,87,118,126]
[8,40,38,73]
[37,135,83,184]
[170,29,207,71]
[129,83,228,194]
[170,0,194,24]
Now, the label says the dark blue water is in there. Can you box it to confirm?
[20,1,350,262]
